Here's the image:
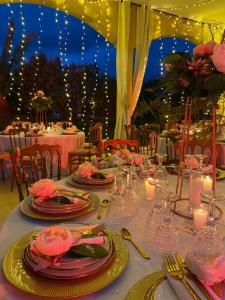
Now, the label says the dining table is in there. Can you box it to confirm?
[0,131,85,176]
[0,171,225,300]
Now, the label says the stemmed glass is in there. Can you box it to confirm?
[155,153,167,179]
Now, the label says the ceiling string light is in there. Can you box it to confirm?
[7,1,15,98]
[80,6,87,131]
[16,0,26,120]
[62,0,73,121]
[103,0,110,139]
[28,0,45,119]
[154,0,215,11]
[89,1,101,126]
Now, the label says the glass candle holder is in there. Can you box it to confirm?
[144,177,156,201]
[189,170,203,206]
[203,175,213,192]
[193,204,208,231]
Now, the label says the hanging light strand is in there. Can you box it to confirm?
[104,1,110,139]
[16,1,26,120]
[89,1,101,126]
[7,1,15,98]
[80,7,87,131]
[62,0,73,121]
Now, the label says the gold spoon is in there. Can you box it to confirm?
[121,228,151,259]
[97,199,109,220]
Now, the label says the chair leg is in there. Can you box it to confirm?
[0,159,5,182]
[10,176,14,192]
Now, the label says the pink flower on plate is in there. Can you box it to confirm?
[193,41,216,56]
[31,226,80,256]
[211,44,225,74]
[78,162,97,178]
[185,157,199,169]
[112,149,121,157]
[29,179,58,201]
[133,154,142,166]
[120,149,130,159]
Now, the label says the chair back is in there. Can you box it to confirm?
[11,121,31,128]
[9,128,33,149]
[124,125,139,140]
[11,143,62,201]
[103,139,139,156]
[149,131,158,158]
[88,124,102,146]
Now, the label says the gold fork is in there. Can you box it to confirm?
[81,223,106,235]
[162,253,201,300]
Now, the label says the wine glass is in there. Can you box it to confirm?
[155,153,167,179]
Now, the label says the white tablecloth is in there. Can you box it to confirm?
[0,175,224,300]
[0,132,85,174]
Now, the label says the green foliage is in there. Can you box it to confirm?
[69,244,108,258]
[31,96,53,111]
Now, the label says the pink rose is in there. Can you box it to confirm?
[193,41,216,56]
[31,226,78,256]
[185,157,199,169]
[211,44,225,73]
[78,162,97,178]
[29,179,58,201]
[133,154,142,166]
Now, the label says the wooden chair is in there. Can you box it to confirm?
[124,125,139,140]
[10,143,62,202]
[11,121,31,128]
[148,132,158,162]
[8,128,34,149]
[67,124,102,174]
[103,139,139,157]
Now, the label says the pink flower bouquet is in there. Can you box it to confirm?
[29,179,58,201]
[78,162,97,178]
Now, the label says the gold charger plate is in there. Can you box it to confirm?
[20,193,99,220]
[125,271,165,300]
[3,228,129,298]
[216,168,225,180]
[66,174,113,190]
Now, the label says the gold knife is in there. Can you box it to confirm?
[175,253,212,300]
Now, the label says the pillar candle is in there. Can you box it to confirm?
[144,179,155,201]
[193,206,208,230]
[189,173,203,206]
[203,175,213,192]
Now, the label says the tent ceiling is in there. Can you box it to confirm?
[0,0,224,45]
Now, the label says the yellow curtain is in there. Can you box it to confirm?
[128,3,153,124]
[114,1,131,139]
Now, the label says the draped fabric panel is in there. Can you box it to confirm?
[114,1,131,139]
[114,2,153,138]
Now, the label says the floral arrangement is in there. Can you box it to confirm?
[29,179,58,201]
[155,41,225,105]
[32,90,53,112]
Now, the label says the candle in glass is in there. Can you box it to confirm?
[203,175,212,192]
[189,171,203,206]
[193,205,208,230]
[144,178,155,201]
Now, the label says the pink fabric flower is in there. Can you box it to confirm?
[3,125,13,133]
[29,179,58,201]
[211,44,225,74]
[185,157,199,169]
[121,149,130,159]
[133,154,142,166]
[112,149,121,157]
[193,41,216,56]
[31,226,78,256]
[78,162,97,178]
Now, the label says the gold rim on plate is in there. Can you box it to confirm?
[3,228,129,298]
[66,174,113,190]
[125,271,166,300]
[20,193,100,220]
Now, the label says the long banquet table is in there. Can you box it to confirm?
[0,174,225,299]
[0,131,85,174]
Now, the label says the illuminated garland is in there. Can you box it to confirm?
[104,0,110,139]
[80,8,87,131]
[16,1,26,120]
[7,1,15,98]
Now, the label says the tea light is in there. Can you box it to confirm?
[203,176,212,192]
[193,205,208,230]
[144,178,155,201]
[47,126,51,132]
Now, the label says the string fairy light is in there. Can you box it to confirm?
[80,6,87,131]
[89,1,101,126]
[16,0,26,120]
[7,1,15,98]
[155,0,215,11]
[103,0,110,139]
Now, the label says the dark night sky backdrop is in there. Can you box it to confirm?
[0,3,195,82]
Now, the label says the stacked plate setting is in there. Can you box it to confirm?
[73,173,114,186]
[31,195,91,215]
[23,230,115,280]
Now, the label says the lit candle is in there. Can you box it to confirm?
[203,175,212,192]
[189,173,203,206]
[144,178,155,201]
[47,126,50,133]
[193,205,208,230]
